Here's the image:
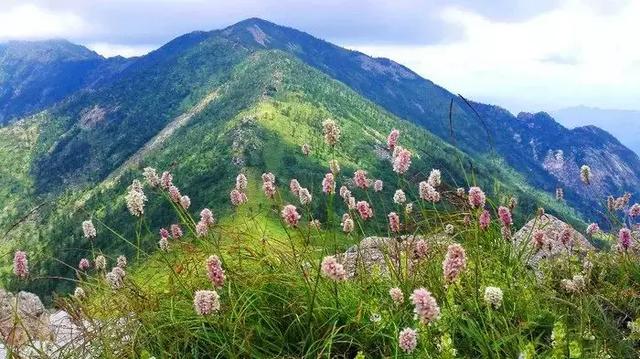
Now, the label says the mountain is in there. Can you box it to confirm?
[0,18,635,298]
[552,106,640,156]
[0,39,132,123]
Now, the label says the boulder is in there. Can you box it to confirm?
[0,289,50,346]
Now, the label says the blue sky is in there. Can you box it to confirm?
[1,0,638,114]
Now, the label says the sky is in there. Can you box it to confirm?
[1,0,639,114]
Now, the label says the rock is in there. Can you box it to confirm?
[0,289,50,347]
[336,234,449,278]
[513,214,594,268]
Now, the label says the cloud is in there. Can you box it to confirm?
[87,42,156,58]
[349,0,640,112]
[0,3,90,41]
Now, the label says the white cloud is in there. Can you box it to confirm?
[87,42,156,58]
[349,0,640,113]
[0,4,90,41]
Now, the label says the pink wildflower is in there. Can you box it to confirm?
[341,213,354,233]
[235,173,248,191]
[168,185,181,202]
[322,173,336,194]
[533,230,545,250]
[82,220,97,239]
[290,179,301,195]
[373,179,383,192]
[160,171,173,189]
[196,221,208,237]
[356,200,374,220]
[193,290,220,315]
[200,208,215,226]
[321,256,346,281]
[586,223,599,235]
[442,243,467,283]
[13,251,28,279]
[468,187,486,209]
[339,185,350,200]
[180,195,191,210]
[498,206,512,227]
[393,189,406,204]
[159,227,170,239]
[387,129,400,150]
[125,180,147,217]
[559,226,572,247]
[479,210,491,230]
[206,255,225,288]
[388,212,401,233]
[298,188,312,205]
[630,203,640,217]
[419,181,440,202]
[410,288,440,324]
[171,224,183,239]
[261,172,275,183]
[392,147,412,174]
[230,189,248,206]
[413,239,428,259]
[353,170,369,189]
[618,228,632,252]
[262,180,277,199]
[159,237,169,251]
[389,287,404,305]
[322,119,341,146]
[143,167,160,188]
[117,255,127,268]
[398,328,418,354]
[78,258,90,271]
[427,169,441,187]
[281,204,301,227]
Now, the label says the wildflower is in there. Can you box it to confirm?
[456,187,465,197]
[389,287,404,305]
[74,287,86,300]
[321,256,347,281]
[82,220,97,239]
[387,129,400,150]
[508,196,518,211]
[561,275,586,293]
[414,239,429,259]
[353,170,369,189]
[171,224,183,239]
[501,226,512,241]
[398,328,418,354]
[483,287,503,309]
[290,179,301,195]
[498,206,512,227]
[347,196,356,210]
[559,226,572,247]
[405,203,413,214]
[468,187,486,209]
[445,224,454,235]
[230,189,248,206]
[262,172,275,183]
[78,258,90,271]
[410,288,440,324]
[235,173,248,191]
[322,119,340,146]
[206,255,225,288]
[322,173,336,194]
[117,255,127,268]
[105,268,124,290]
[143,167,160,187]
[180,195,191,210]
[388,212,401,233]
[442,243,467,283]
[309,219,321,230]
[369,313,382,323]
[586,223,599,235]
[125,180,147,217]
[168,185,181,202]
[95,255,106,270]
[298,187,312,205]
[159,237,169,251]
[618,228,632,252]
[200,208,215,226]
[160,171,173,189]
[607,196,615,211]
[356,200,374,220]
[479,210,491,230]
[339,185,350,200]
[393,189,406,204]
[613,193,631,210]
[392,147,412,174]
[159,228,170,239]
[427,169,441,187]
[556,187,564,201]
[301,143,311,155]
[419,181,440,202]
[630,203,640,217]
[580,165,591,184]
[262,180,277,199]
[533,230,545,250]
[193,290,221,315]
[373,179,383,192]
[13,251,28,279]
[195,221,208,237]
[281,204,301,227]
[329,159,340,173]
[341,213,354,233]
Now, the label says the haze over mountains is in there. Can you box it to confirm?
[0,18,639,295]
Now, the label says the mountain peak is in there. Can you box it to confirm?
[0,39,102,62]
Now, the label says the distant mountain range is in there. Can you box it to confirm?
[552,106,640,156]
[1,18,638,296]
